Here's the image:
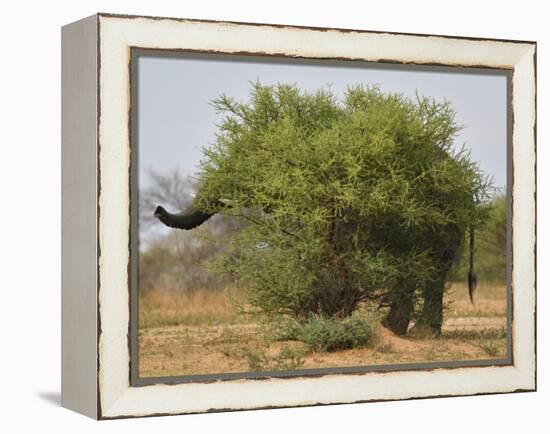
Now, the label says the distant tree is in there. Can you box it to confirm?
[479,194,507,282]
[158,83,492,335]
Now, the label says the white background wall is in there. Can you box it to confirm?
[0,0,546,432]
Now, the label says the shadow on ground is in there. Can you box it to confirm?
[37,391,61,407]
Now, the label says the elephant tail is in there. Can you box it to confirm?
[468,225,477,304]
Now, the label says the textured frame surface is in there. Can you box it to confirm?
[91,13,536,419]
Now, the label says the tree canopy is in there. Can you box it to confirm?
[196,82,492,322]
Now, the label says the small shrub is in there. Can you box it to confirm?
[267,317,302,341]
[296,311,377,352]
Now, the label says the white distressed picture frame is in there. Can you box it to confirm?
[61,13,536,419]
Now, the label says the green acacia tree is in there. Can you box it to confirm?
[195,83,491,335]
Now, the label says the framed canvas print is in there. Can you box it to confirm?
[61,13,536,419]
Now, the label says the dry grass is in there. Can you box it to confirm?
[138,281,508,378]
[138,287,249,329]
[445,282,508,319]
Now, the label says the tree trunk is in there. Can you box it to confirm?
[317,202,360,319]
[382,285,415,335]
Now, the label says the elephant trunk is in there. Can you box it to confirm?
[154,205,215,230]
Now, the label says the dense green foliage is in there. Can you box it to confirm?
[197,83,492,322]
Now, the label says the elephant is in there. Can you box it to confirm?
[154,196,478,336]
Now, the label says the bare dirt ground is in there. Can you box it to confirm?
[138,283,507,378]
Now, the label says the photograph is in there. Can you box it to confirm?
[132,52,511,380]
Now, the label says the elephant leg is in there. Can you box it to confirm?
[413,231,462,337]
[414,254,457,336]
[412,275,446,337]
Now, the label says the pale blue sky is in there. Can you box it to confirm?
[137,53,508,191]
